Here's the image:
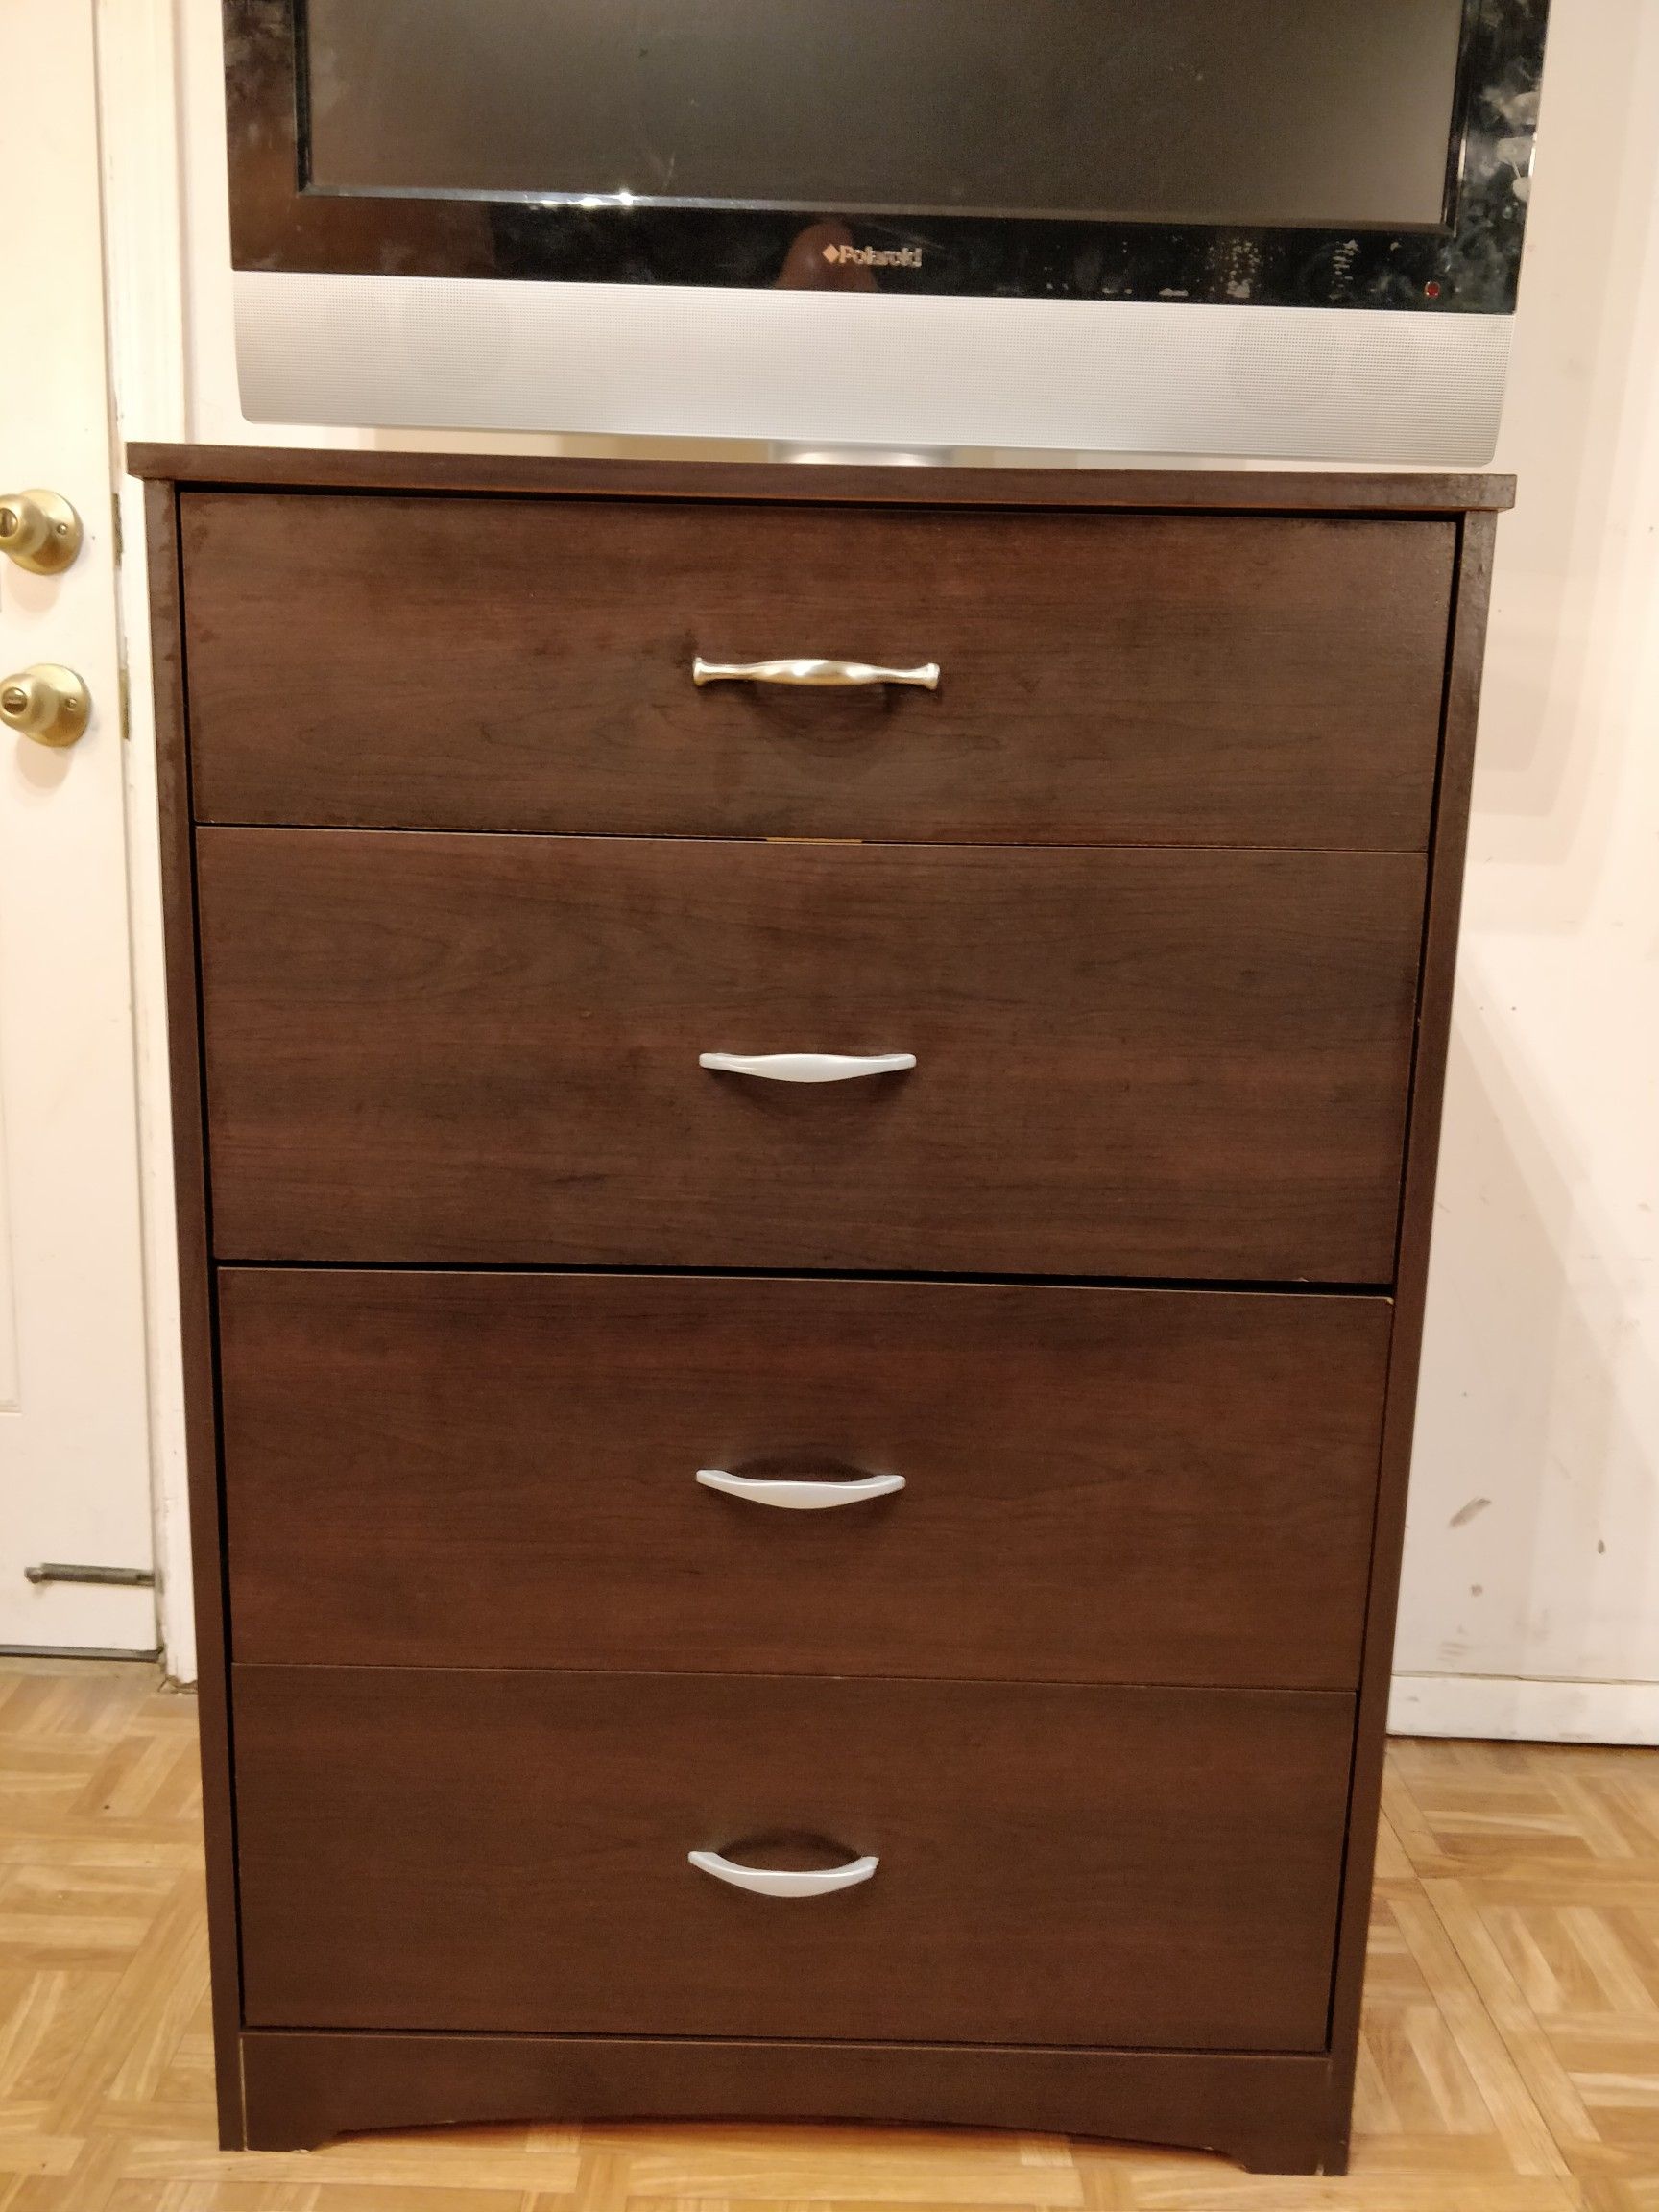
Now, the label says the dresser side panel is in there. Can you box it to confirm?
[1326,507,1502,2126]
[146,479,245,2149]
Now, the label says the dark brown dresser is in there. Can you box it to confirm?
[133,445,1510,2176]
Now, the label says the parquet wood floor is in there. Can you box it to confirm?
[2,1660,1656,2212]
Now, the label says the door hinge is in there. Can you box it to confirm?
[111,493,123,565]
[24,1563,156,1589]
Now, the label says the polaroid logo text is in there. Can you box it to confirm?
[822,243,924,269]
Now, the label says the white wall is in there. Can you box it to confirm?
[1390,0,1659,1744]
[144,0,1658,1734]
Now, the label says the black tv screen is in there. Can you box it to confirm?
[302,0,1467,230]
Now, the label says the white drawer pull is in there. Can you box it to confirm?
[696,1468,905,1510]
[688,1849,879,1898]
[693,655,940,691]
[699,1051,916,1083]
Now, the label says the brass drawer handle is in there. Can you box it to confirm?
[688,1848,879,1898]
[692,655,940,691]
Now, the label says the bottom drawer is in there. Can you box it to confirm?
[234,1667,1353,2053]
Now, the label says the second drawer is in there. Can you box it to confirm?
[198,830,1424,1280]
[219,1269,1390,1687]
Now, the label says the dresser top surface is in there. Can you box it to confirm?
[128,443,1515,516]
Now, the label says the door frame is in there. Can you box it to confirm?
[95,0,195,1678]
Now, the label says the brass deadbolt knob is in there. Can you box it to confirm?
[0,665,91,748]
[0,490,83,574]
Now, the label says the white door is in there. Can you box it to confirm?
[0,0,156,1651]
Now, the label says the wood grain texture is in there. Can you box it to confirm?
[239,2034,1342,2175]
[230,1666,1355,2053]
[195,831,1425,1280]
[1328,510,1505,2137]
[217,1268,1390,1688]
[141,482,244,2152]
[3,1663,1656,2205]
[133,455,1515,2184]
[128,439,1519,512]
[180,493,1455,849]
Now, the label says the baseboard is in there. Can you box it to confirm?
[1389,1671,1659,1745]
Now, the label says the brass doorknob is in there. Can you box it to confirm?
[0,490,83,574]
[0,665,91,748]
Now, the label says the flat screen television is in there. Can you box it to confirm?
[225,0,1550,460]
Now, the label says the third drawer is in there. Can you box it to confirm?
[219,1268,1391,1688]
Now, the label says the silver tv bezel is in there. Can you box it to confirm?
[226,0,1546,459]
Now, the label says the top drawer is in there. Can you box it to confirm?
[180,493,1454,848]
